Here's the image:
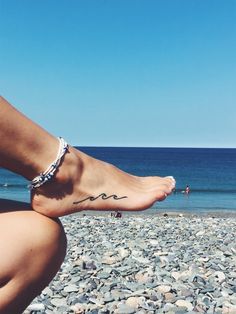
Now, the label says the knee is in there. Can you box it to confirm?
[19,212,67,290]
[0,211,67,314]
[26,212,67,284]
[30,211,67,263]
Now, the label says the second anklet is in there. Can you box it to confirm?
[30,137,69,190]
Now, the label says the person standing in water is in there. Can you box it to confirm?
[185,185,190,194]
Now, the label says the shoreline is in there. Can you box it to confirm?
[75,209,236,219]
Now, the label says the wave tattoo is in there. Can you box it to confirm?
[73,193,128,205]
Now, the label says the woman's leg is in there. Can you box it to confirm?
[0,199,67,314]
[0,96,175,218]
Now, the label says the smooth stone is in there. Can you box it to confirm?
[99,285,112,294]
[42,287,53,297]
[229,272,236,279]
[171,271,181,281]
[50,297,67,307]
[77,294,90,304]
[125,297,141,309]
[157,285,171,294]
[222,305,236,314]
[164,292,176,303]
[125,282,141,291]
[133,257,151,264]
[202,296,211,307]
[89,297,105,306]
[70,275,81,283]
[70,303,87,313]
[163,303,175,312]
[104,295,115,303]
[111,290,127,301]
[196,230,205,237]
[102,256,118,265]
[117,247,130,258]
[230,296,236,305]
[56,306,68,313]
[149,239,159,246]
[115,303,136,314]
[130,289,146,297]
[97,272,111,279]
[179,288,194,298]
[26,303,45,311]
[135,272,152,284]
[214,271,226,283]
[64,284,78,293]
[60,290,68,297]
[221,290,229,298]
[175,300,194,311]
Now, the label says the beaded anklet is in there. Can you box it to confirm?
[30,137,69,190]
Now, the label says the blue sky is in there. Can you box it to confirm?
[0,0,235,147]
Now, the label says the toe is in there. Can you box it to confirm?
[165,176,176,189]
[155,190,167,202]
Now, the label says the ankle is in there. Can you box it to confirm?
[29,138,69,188]
[26,136,60,180]
[53,146,84,185]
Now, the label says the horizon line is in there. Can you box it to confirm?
[73,145,236,149]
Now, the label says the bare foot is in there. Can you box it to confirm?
[31,147,175,217]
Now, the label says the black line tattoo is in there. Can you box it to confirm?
[73,193,128,205]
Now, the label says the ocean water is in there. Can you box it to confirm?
[1,147,236,213]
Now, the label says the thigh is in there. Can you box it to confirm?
[0,199,67,314]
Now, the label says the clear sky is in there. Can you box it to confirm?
[0,0,235,147]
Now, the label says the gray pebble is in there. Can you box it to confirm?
[24,215,236,314]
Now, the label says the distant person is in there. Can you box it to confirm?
[0,96,176,312]
[185,185,190,195]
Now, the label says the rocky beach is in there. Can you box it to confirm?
[24,213,236,314]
